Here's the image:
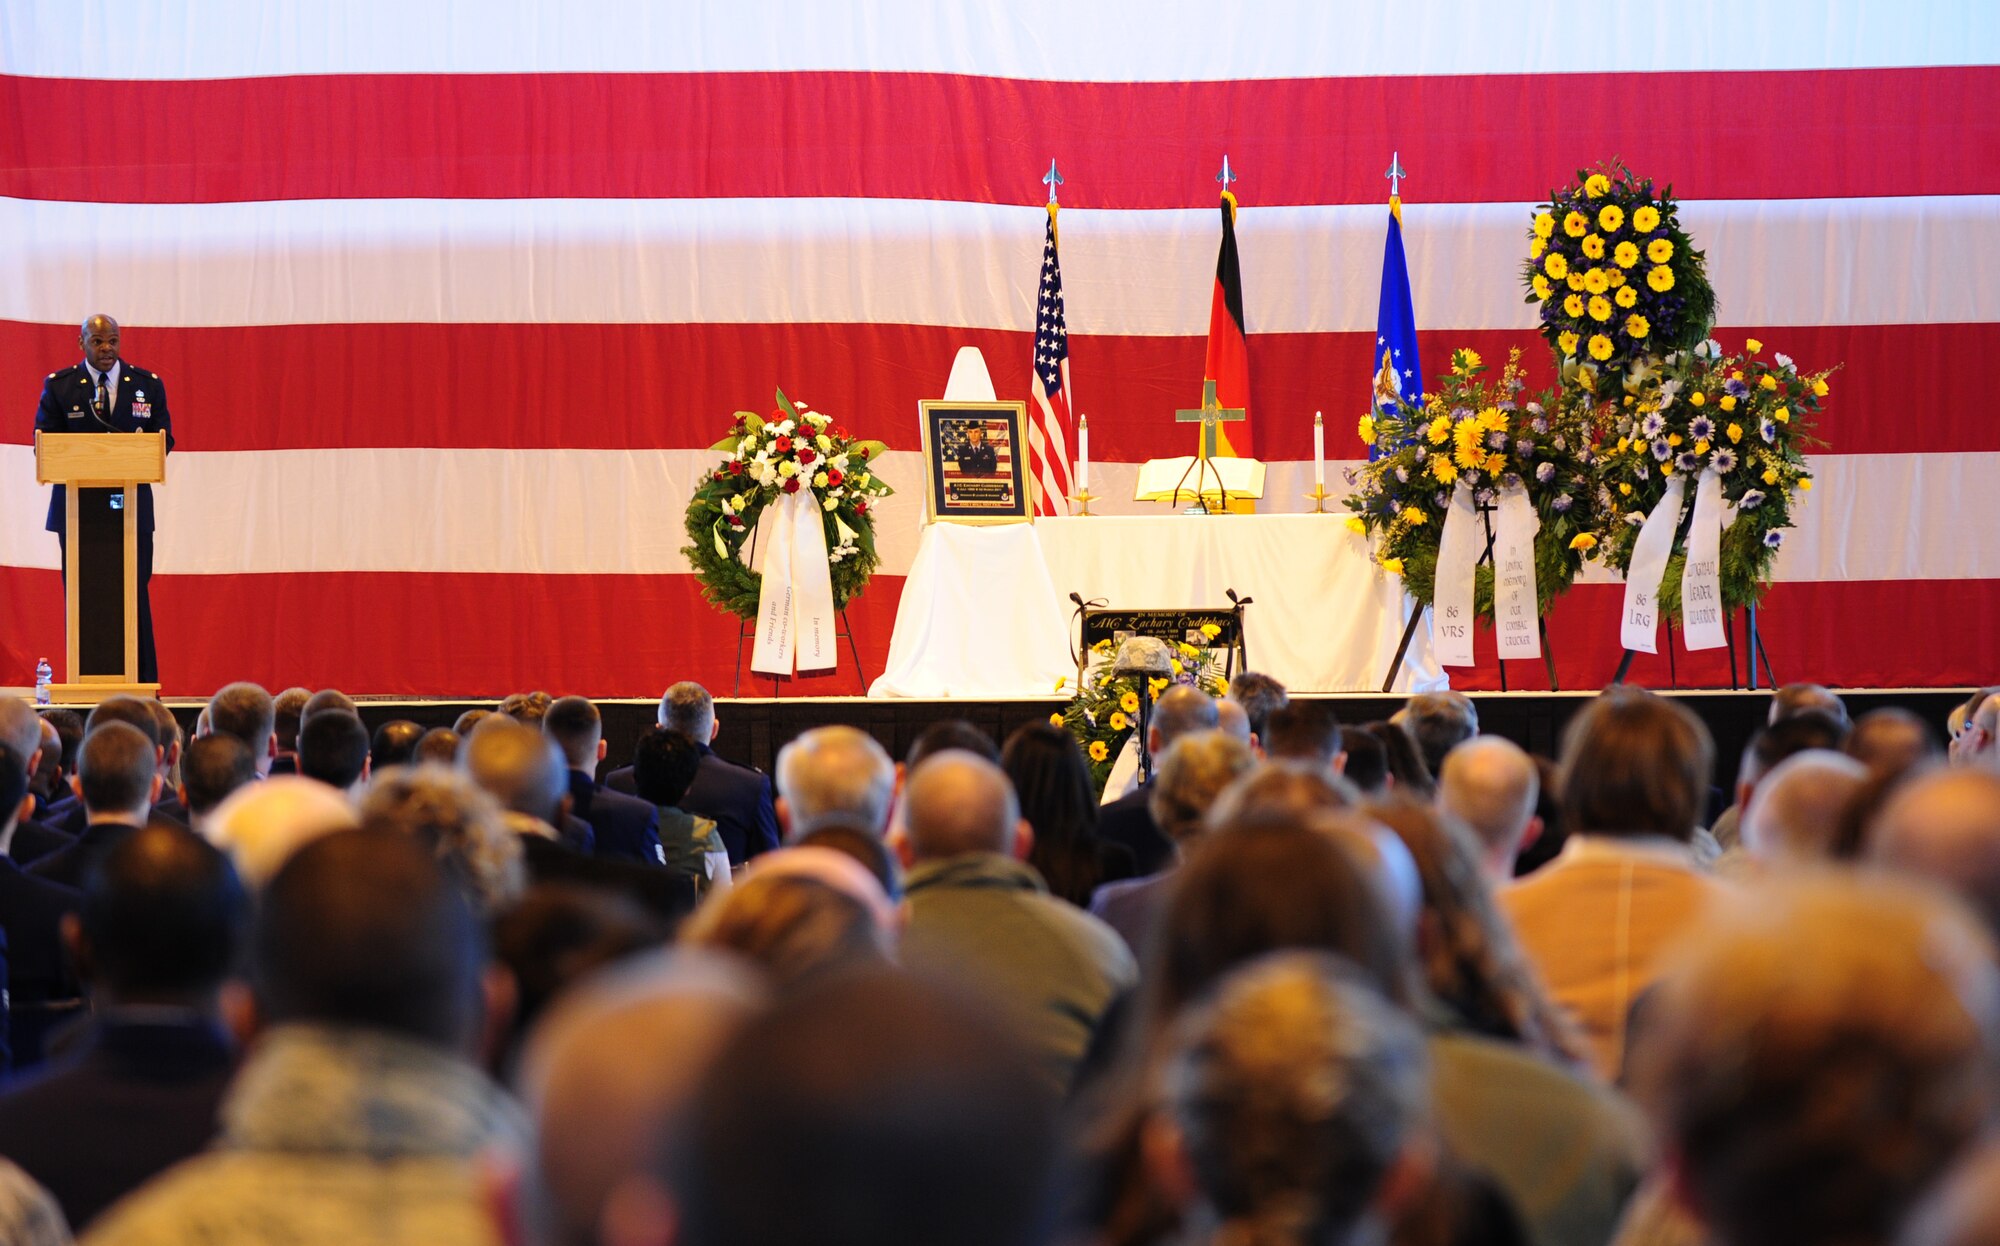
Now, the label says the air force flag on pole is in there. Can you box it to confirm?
[1371,157,1424,436]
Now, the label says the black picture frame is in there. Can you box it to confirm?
[918,400,1035,524]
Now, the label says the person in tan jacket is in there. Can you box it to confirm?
[1501,688,1730,1081]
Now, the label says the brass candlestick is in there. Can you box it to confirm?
[1072,488,1096,516]
[1305,484,1330,514]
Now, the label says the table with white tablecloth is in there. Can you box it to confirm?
[870,514,1445,697]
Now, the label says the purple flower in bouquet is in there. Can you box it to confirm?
[1552,492,1574,512]
[1689,416,1715,442]
[1451,406,1472,421]
[1641,412,1666,439]
[1434,491,1449,508]
[1474,487,1495,505]
[1710,448,1738,474]
[1764,530,1783,549]
[1651,439,1673,461]
[1500,473,1523,491]
[1725,377,1751,399]
[1554,434,1569,451]
[1625,510,1647,527]
[1394,465,1410,483]
[1760,419,1777,443]
[1676,451,1702,472]
[1516,438,1536,457]
[1487,430,1509,450]
[1739,489,1766,509]
[1415,445,1429,462]
[1343,467,1360,486]
[1530,417,1549,436]
[1535,461,1556,483]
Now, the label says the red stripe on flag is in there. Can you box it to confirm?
[0,566,1984,696]
[4,66,1995,206]
[1,320,1989,459]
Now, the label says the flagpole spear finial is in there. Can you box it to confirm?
[1043,159,1064,206]
[1216,154,1237,189]
[1385,152,1407,198]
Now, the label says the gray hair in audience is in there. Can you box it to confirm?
[361,763,525,912]
[1401,691,1479,776]
[902,750,1021,861]
[206,775,363,889]
[775,725,896,838]
[1151,684,1222,758]
[1159,952,1427,1246]
[660,681,715,739]
[1147,730,1257,846]
[1870,768,2000,939]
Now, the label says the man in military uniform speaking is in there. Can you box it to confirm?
[33,315,173,685]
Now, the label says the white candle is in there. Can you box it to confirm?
[1313,410,1325,487]
[1077,413,1090,493]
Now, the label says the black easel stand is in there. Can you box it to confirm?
[1378,502,1559,693]
[727,518,867,696]
[1616,604,1773,690]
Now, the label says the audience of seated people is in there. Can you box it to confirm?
[0,676,1994,1246]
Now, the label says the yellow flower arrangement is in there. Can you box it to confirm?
[1088,739,1109,762]
[1615,286,1638,308]
[1049,712,1064,728]
[1569,533,1597,551]
[1532,275,1554,300]
[1379,556,1405,575]
[1558,330,1580,355]
[1719,394,1737,412]
[1431,457,1458,484]
[1646,265,1675,292]
[1762,467,1779,485]
[1358,414,1376,442]
[1760,374,1779,391]
[1774,406,1790,423]
[1453,419,1485,469]
[1564,211,1589,237]
[1109,712,1128,731]
[1812,379,1830,397]
[1597,203,1625,232]
[1543,253,1568,280]
[1619,482,1633,495]
[1583,267,1610,295]
[1584,173,1612,197]
[1689,391,1706,406]
[1454,349,1484,372]
[1581,234,1605,259]
[1746,338,1763,353]
[1119,690,1139,714]
[1148,678,1170,698]
[1588,334,1614,361]
[1726,422,1743,443]
[1632,204,1660,232]
[1563,293,1586,318]
[1533,212,1556,238]
[1529,237,1546,259]
[1588,296,1612,322]
[1426,416,1450,444]
[1402,507,1428,526]
[1647,238,1674,264]
[1200,622,1223,639]
[1626,314,1650,339]
[1613,240,1640,268]
[1345,515,1366,534]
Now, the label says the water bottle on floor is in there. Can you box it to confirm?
[35,658,53,705]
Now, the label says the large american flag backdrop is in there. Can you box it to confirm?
[2,2,1995,697]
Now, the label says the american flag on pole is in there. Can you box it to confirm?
[1028,205,1075,516]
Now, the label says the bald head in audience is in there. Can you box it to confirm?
[1437,735,1542,883]
[206,774,362,888]
[1147,684,1221,766]
[463,719,569,827]
[775,725,896,839]
[1742,750,1872,867]
[1957,695,2000,772]
[1770,681,1850,730]
[1214,699,1252,747]
[521,951,764,1246]
[900,750,1028,865]
[1870,768,2000,936]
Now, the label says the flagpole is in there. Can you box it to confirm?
[1045,157,1093,517]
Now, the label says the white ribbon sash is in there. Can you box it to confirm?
[751,488,839,678]
[1492,485,1542,659]
[1620,474,1687,654]
[1680,468,1727,651]
[1432,480,1478,667]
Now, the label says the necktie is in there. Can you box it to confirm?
[96,372,110,422]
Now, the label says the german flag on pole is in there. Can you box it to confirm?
[1203,188,1251,459]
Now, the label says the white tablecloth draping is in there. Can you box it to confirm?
[871,514,1446,697]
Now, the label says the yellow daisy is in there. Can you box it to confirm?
[1379,557,1405,575]
[1048,713,1064,728]
[1583,267,1610,294]
[1345,515,1366,534]
[1529,237,1547,259]
[1581,233,1605,259]
[1632,204,1661,232]
[1426,416,1451,444]
[1564,293,1586,318]
[1558,330,1581,356]
[1358,414,1376,442]
[1109,712,1128,731]
[1533,212,1556,238]
[1119,690,1139,714]
[1532,274,1554,300]
[1646,265,1675,292]
[1402,507,1428,526]
[1431,457,1458,484]
[1584,173,1612,198]
[1626,314,1650,339]
[1619,482,1633,495]
[1563,211,1589,237]
[1588,295,1613,322]
[1088,739,1109,762]
[1566,272,1585,291]
[1646,237,1674,264]
[1613,240,1640,268]
[1569,533,1598,551]
[1587,334,1614,361]
[1543,252,1569,280]
[1615,286,1638,308]
[1726,422,1743,443]
[1597,203,1625,232]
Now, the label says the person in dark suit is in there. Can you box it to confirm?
[39,697,186,837]
[31,721,160,891]
[0,822,246,1230]
[34,315,173,686]
[0,742,84,1071]
[1094,685,1220,876]
[0,700,72,866]
[606,682,778,864]
[544,696,664,866]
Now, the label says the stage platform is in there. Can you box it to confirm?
[132,688,1974,795]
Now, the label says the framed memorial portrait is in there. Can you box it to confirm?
[918,400,1035,524]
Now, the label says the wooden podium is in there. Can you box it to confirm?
[34,431,166,702]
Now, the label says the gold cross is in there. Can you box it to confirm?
[1175,379,1247,461]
